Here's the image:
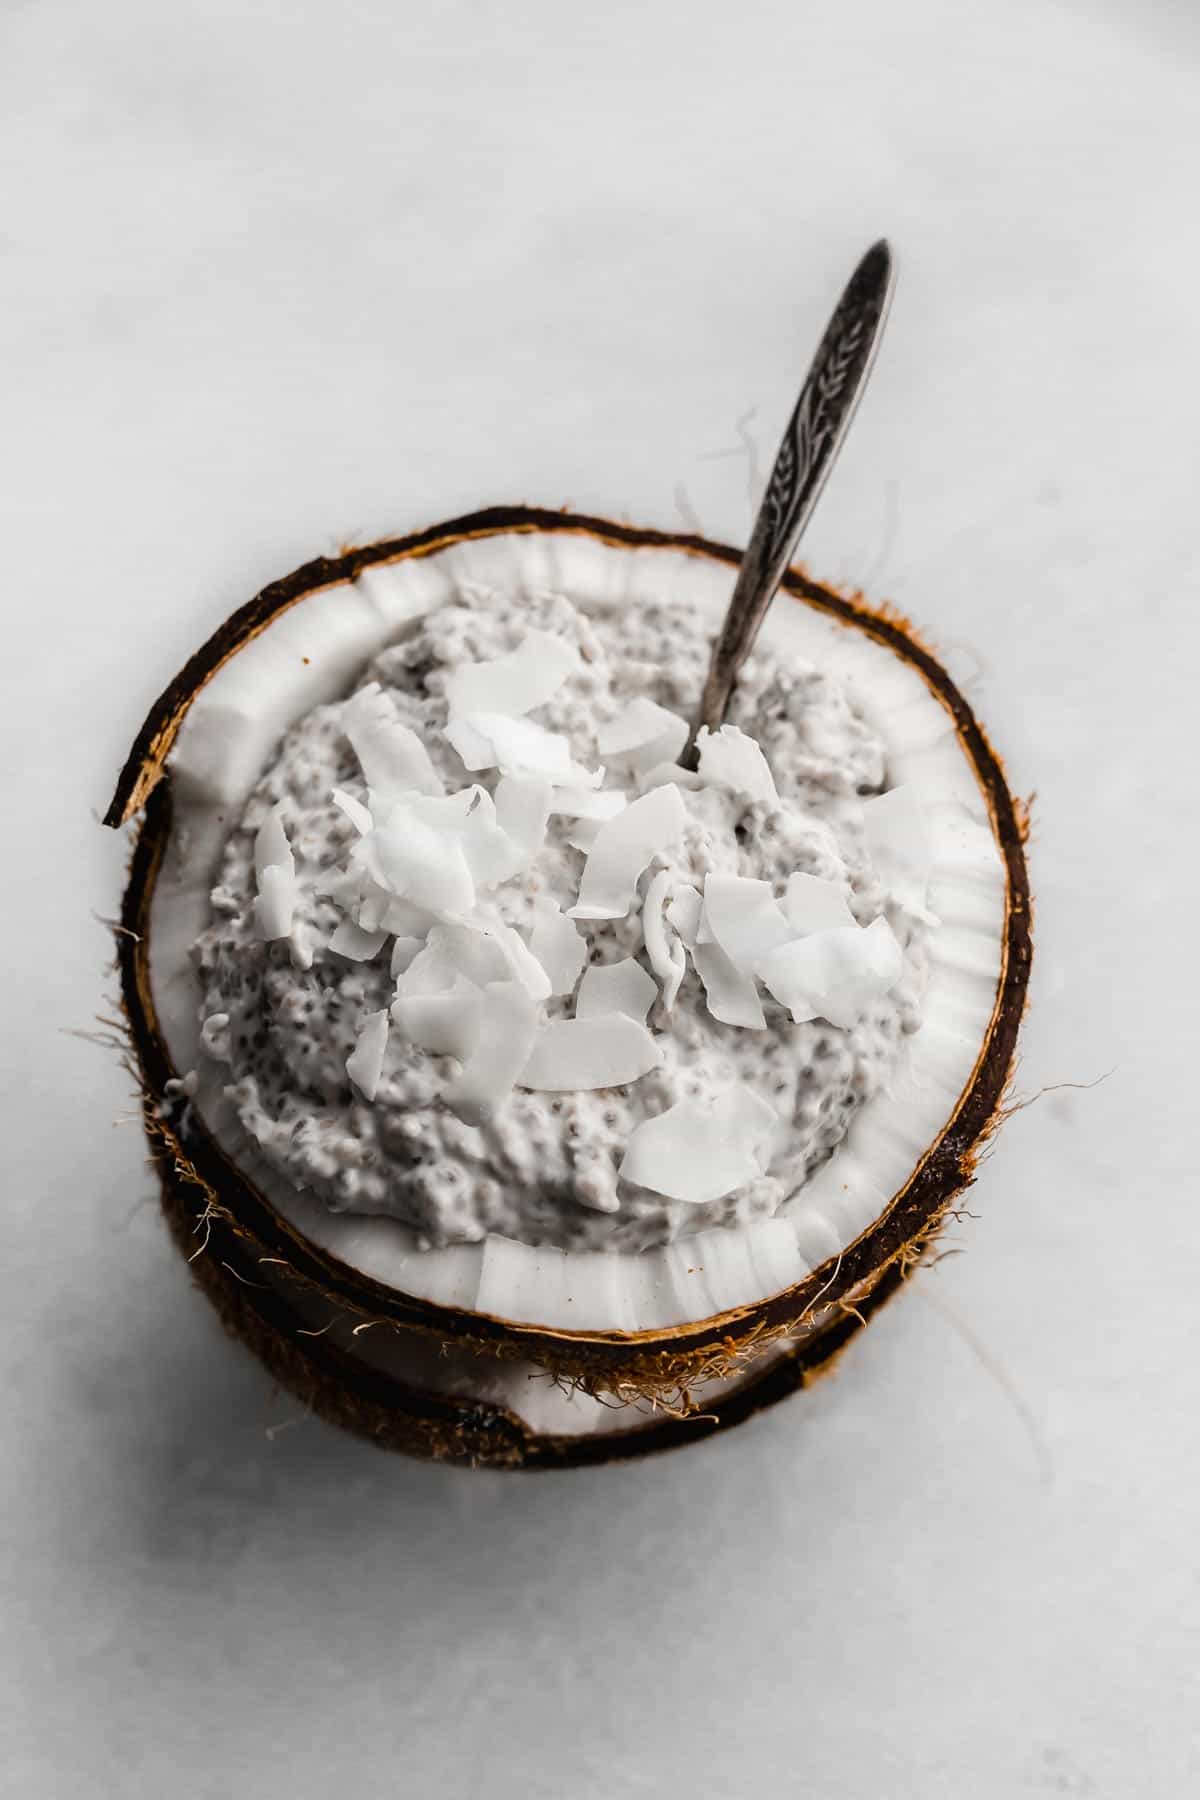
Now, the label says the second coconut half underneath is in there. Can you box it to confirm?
[108,507,1031,1467]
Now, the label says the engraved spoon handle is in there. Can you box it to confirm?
[687,240,895,757]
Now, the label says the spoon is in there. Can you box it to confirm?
[686,239,896,761]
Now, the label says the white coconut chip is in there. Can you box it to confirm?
[455,787,523,886]
[389,935,423,977]
[635,760,708,794]
[783,871,856,934]
[701,872,793,972]
[691,935,767,1030]
[253,806,292,879]
[549,784,628,821]
[344,684,444,797]
[288,925,314,972]
[568,784,686,921]
[361,805,476,916]
[328,918,387,962]
[519,1015,663,1091]
[576,957,659,1024]
[695,723,779,806]
[596,697,688,772]
[641,870,687,1011]
[345,1008,389,1102]
[371,783,537,892]
[550,788,627,854]
[442,628,578,720]
[620,1088,778,1204]
[445,712,602,789]
[253,862,298,942]
[527,896,587,995]
[445,980,540,1125]
[666,884,703,950]
[564,818,603,853]
[391,979,483,1061]
[861,785,938,923]
[395,924,509,998]
[359,888,438,938]
[375,786,475,831]
[486,917,554,1002]
[494,775,552,864]
[757,915,904,1028]
[330,787,373,835]
[251,807,300,943]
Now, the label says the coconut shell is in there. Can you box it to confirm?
[151,1116,903,1468]
[108,506,1032,1457]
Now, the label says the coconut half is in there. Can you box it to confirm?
[107,506,1031,1468]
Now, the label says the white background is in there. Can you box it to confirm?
[3,2,1198,1795]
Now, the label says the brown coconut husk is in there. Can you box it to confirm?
[153,1111,905,1469]
[108,506,1032,1455]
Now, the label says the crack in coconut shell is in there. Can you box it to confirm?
[106,506,1032,1447]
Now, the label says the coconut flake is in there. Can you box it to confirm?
[641,870,687,1011]
[329,918,387,962]
[362,804,476,916]
[359,888,438,938]
[620,1088,778,1203]
[519,1015,662,1091]
[371,784,536,891]
[494,776,552,864]
[757,915,904,1028]
[666,884,703,949]
[376,787,476,832]
[391,980,483,1061]
[861,785,938,922]
[415,905,553,1004]
[455,788,520,886]
[636,760,708,794]
[251,808,299,943]
[569,784,686,921]
[576,957,658,1024]
[445,980,540,1125]
[485,916,554,1002]
[550,785,628,821]
[330,787,372,835]
[253,861,298,942]
[528,896,587,995]
[396,924,510,997]
[692,936,766,1029]
[345,1008,389,1102]
[596,698,688,772]
[442,629,578,720]
[702,873,793,971]
[564,819,604,853]
[288,926,314,972]
[344,684,443,797]
[253,806,292,881]
[783,871,856,934]
[445,713,601,788]
[695,723,779,806]
[389,935,423,977]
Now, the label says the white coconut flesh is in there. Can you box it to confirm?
[147,531,1008,1390]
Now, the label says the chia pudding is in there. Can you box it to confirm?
[191,588,929,1252]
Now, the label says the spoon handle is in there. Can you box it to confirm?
[689,240,896,750]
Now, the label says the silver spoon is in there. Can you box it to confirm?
[686,239,896,761]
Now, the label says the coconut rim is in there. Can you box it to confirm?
[109,505,1032,1388]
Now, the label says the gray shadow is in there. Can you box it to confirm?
[87,1222,879,1597]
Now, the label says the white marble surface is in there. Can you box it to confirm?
[4,2,1198,1794]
